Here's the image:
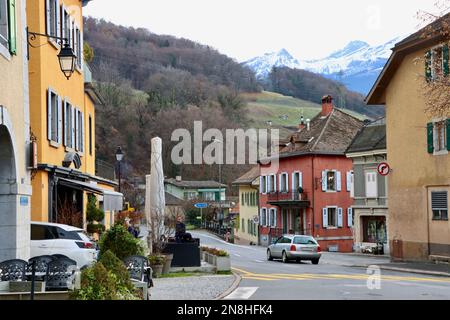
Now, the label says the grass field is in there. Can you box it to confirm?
[241,91,367,138]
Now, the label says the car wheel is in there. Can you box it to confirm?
[267,249,273,261]
[282,251,289,263]
[296,258,301,263]
[311,258,319,265]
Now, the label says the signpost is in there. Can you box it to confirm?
[377,162,390,176]
[194,203,208,228]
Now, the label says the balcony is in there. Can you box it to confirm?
[267,191,310,208]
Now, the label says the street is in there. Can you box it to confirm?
[191,231,450,300]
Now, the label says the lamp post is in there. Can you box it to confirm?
[26,28,77,79]
[213,139,223,235]
[116,147,124,193]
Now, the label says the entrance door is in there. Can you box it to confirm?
[0,125,18,261]
[282,209,288,234]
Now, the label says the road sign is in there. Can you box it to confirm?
[377,162,390,176]
[194,203,208,209]
[196,216,202,220]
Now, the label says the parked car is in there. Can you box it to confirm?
[30,221,98,268]
[267,235,321,264]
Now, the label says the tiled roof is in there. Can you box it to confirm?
[346,121,386,154]
[165,178,227,189]
[232,166,260,185]
[278,108,364,156]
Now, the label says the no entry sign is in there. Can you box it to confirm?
[377,162,390,176]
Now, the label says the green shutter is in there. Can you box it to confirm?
[425,50,432,81]
[447,119,450,151]
[427,122,434,154]
[7,0,16,55]
[443,44,449,76]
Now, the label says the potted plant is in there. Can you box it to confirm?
[148,254,165,278]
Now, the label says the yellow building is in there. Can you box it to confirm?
[0,0,32,260]
[367,14,450,261]
[232,167,260,245]
[27,0,122,229]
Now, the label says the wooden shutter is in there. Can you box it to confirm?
[443,44,449,76]
[322,208,328,228]
[291,172,295,191]
[322,171,327,191]
[425,50,432,81]
[57,96,62,145]
[63,101,68,146]
[56,0,61,43]
[259,176,264,193]
[71,106,75,148]
[299,172,303,188]
[365,172,378,198]
[337,208,343,227]
[273,209,277,227]
[285,174,289,192]
[273,175,277,192]
[427,122,434,154]
[278,174,283,192]
[447,119,450,151]
[81,111,85,152]
[45,0,51,35]
[8,0,16,54]
[47,89,52,141]
[336,171,342,192]
[347,208,353,228]
[346,171,352,192]
[268,209,272,227]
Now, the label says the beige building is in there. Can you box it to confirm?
[232,167,260,245]
[367,14,450,261]
[0,0,32,260]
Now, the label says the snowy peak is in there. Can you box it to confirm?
[328,40,370,59]
[245,48,300,79]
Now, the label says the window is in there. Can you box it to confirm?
[260,176,267,194]
[279,173,288,192]
[269,208,277,227]
[268,174,276,193]
[365,171,378,198]
[327,207,336,227]
[74,109,84,152]
[260,208,267,226]
[63,100,73,148]
[46,0,60,42]
[432,191,448,221]
[184,192,197,200]
[0,0,16,54]
[327,171,336,191]
[61,6,71,45]
[428,120,449,154]
[242,218,245,232]
[31,224,57,240]
[203,192,215,201]
[322,207,343,228]
[293,236,317,245]
[426,45,449,81]
[322,170,342,192]
[292,171,302,192]
[75,25,82,69]
[47,89,62,144]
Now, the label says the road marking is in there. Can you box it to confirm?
[233,254,241,257]
[224,287,258,300]
[242,276,277,281]
[254,260,265,263]
[193,232,261,251]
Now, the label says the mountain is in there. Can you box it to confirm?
[244,36,405,94]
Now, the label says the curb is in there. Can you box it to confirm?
[215,271,242,300]
[351,264,450,277]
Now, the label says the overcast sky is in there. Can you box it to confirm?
[84,0,444,61]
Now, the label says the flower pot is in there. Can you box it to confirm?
[151,264,163,278]
[161,253,173,274]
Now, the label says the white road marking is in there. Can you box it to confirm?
[233,254,242,257]
[224,287,258,300]
[254,260,265,263]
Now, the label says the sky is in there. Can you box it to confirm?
[84,0,444,62]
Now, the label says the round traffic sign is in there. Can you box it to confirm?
[194,203,208,209]
[377,162,390,176]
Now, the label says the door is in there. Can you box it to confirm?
[271,236,284,257]
[282,210,288,234]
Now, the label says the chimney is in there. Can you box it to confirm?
[306,119,311,131]
[298,116,305,130]
[176,176,182,182]
[321,95,333,116]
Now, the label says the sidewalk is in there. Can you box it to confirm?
[371,262,450,277]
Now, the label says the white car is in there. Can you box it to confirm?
[30,221,98,268]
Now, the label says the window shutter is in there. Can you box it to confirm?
[61,5,66,42]
[443,44,449,76]
[278,174,282,192]
[291,173,295,191]
[285,174,289,192]
[273,175,277,192]
[56,0,61,43]
[346,171,351,192]
[299,172,303,188]
[45,0,51,35]
[447,119,450,151]
[337,208,343,227]
[74,109,79,151]
[322,171,327,191]
[57,96,62,145]
[47,90,52,141]
[427,122,434,154]
[336,171,342,192]
[8,0,16,55]
[322,208,328,228]
[63,101,67,146]
[81,111,85,152]
[347,208,353,228]
[268,209,272,227]
[259,176,263,193]
[273,209,277,227]
[80,28,84,69]
[71,106,75,148]
[266,176,269,194]
[425,50,432,81]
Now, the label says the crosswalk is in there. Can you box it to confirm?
[232,267,450,284]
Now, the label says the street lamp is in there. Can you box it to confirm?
[26,28,77,80]
[213,139,223,234]
[115,147,124,193]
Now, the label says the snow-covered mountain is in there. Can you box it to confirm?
[244,36,405,94]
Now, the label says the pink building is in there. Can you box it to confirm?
[258,96,364,252]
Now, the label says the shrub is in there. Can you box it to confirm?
[99,250,134,292]
[87,223,106,234]
[86,194,105,223]
[201,247,229,257]
[99,223,144,260]
[148,254,166,266]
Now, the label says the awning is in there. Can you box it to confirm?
[58,178,123,211]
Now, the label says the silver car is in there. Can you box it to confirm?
[267,235,321,264]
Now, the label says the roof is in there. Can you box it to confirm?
[232,166,260,186]
[366,12,450,105]
[346,120,386,154]
[165,192,184,206]
[165,178,227,189]
[275,108,364,158]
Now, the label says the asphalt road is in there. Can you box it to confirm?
[192,231,450,300]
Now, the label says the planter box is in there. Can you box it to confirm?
[215,256,231,272]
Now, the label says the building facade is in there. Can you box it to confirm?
[367,14,450,261]
[27,0,121,228]
[346,119,389,254]
[0,0,32,261]
[259,96,364,252]
[232,167,260,245]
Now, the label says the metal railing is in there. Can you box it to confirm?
[267,191,308,202]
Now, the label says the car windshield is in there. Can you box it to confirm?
[293,236,317,245]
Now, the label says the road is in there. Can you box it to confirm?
[191,231,450,300]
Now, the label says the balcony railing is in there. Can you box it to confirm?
[267,191,307,202]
